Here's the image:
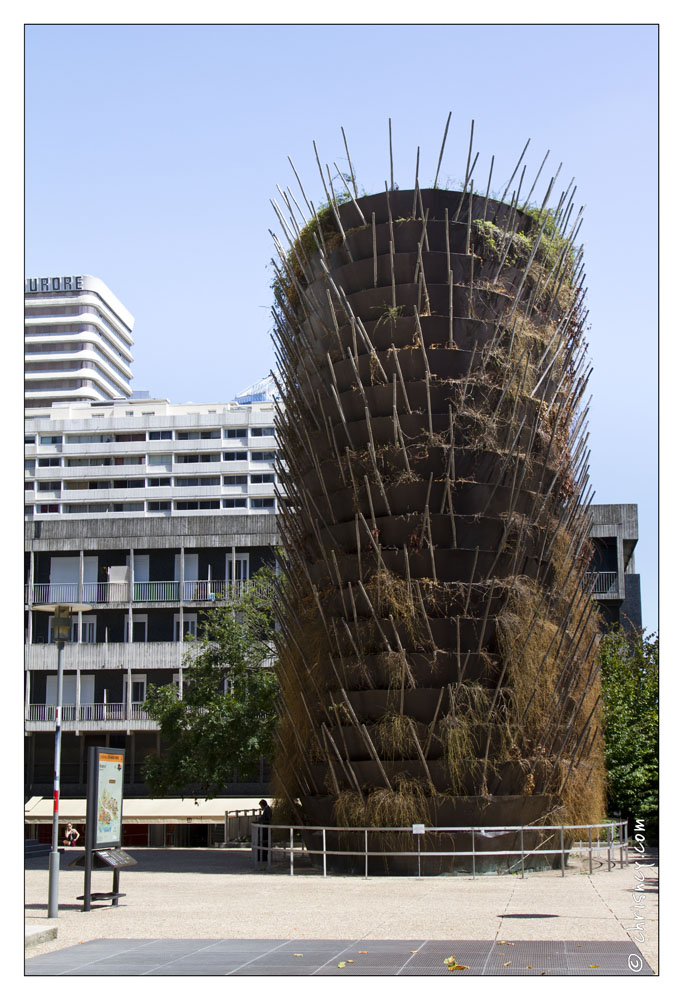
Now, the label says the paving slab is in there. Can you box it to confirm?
[25,937,653,976]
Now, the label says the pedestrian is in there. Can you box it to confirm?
[257,799,272,864]
[63,823,80,847]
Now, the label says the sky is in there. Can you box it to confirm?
[23,23,658,631]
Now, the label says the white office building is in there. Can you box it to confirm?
[24,395,278,520]
[25,274,134,409]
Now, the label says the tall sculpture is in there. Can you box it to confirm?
[269,120,604,872]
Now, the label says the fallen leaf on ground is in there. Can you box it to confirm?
[347,959,354,963]
[589,965,599,968]
[527,964,533,969]
[447,964,470,972]
[444,956,456,965]
[337,961,346,968]
[358,951,368,954]
[293,954,303,957]
[503,961,511,967]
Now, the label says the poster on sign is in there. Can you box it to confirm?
[88,748,125,849]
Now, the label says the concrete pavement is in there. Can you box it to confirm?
[24,846,658,974]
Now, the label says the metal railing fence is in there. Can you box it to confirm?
[26,579,273,606]
[251,820,628,879]
[26,702,152,722]
[583,571,619,596]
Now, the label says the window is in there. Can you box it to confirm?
[73,616,97,643]
[176,453,220,464]
[174,614,197,641]
[223,451,247,462]
[37,457,61,467]
[223,475,248,485]
[38,504,59,513]
[147,501,171,512]
[25,459,35,472]
[224,428,247,438]
[226,553,249,582]
[115,432,145,442]
[124,673,147,703]
[175,476,220,487]
[148,453,172,466]
[66,433,114,444]
[250,426,275,437]
[147,477,171,487]
[148,430,172,440]
[124,616,147,643]
[39,435,62,445]
[223,498,247,509]
[250,451,276,461]
[250,474,275,484]
[251,498,275,509]
[175,499,220,510]
[24,435,35,444]
[176,429,220,440]
[37,480,61,492]
[113,479,144,489]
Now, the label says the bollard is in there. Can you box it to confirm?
[364,829,368,880]
[560,826,565,877]
[471,829,476,880]
[290,827,294,876]
[322,827,327,878]
[588,828,593,874]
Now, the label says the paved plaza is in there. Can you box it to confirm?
[24,847,658,976]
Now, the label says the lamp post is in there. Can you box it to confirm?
[32,602,92,918]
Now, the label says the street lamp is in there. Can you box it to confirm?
[32,602,92,918]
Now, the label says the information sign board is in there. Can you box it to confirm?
[87,747,125,849]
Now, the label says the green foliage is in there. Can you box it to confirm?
[142,566,279,797]
[471,205,573,272]
[599,626,658,836]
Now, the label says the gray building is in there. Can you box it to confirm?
[586,503,642,632]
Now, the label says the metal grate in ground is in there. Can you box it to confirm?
[26,938,654,976]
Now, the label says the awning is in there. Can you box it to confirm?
[24,796,265,825]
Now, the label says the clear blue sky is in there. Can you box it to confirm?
[25,23,658,631]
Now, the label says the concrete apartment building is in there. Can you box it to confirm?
[24,276,279,845]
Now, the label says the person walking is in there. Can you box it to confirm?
[257,799,272,864]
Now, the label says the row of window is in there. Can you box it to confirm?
[27,473,276,492]
[44,616,198,646]
[26,427,275,446]
[27,497,276,514]
[26,454,277,471]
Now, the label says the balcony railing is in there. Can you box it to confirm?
[26,641,197,671]
[26,703,152,722]
[26,579,272,606]
[584,571,620,596]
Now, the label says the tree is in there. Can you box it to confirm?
[599,626,658,837]
[142,566,279,797]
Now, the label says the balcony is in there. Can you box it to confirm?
[25,702,158,732]
[26,579,271,606]
[26,641,197,671]
[584,571,620,598]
